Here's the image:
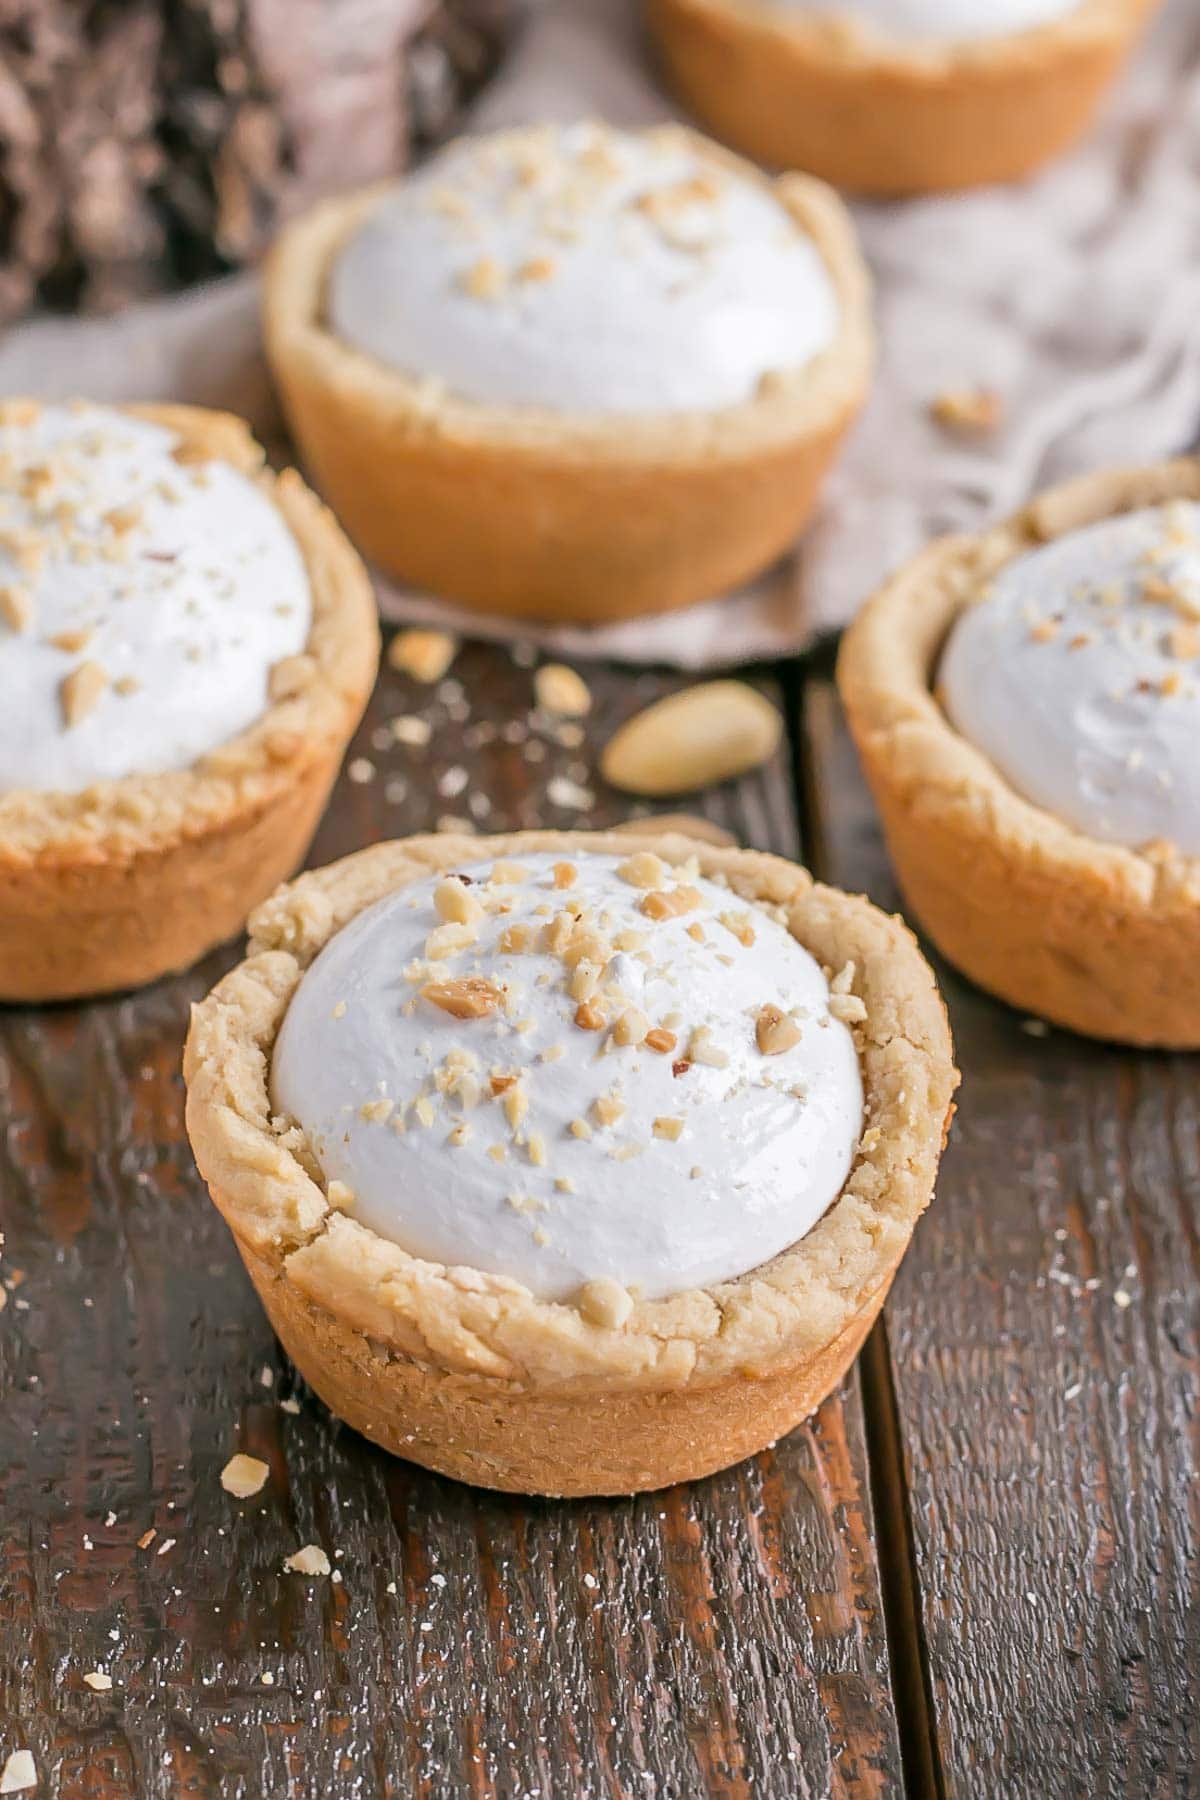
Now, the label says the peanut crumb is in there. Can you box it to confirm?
[575,1000,605,1031]
[220,1454,270,1499]
[931,387,1004,434]
[459,256,506,299]
[60,659,108,726]
[285,1544,331,1577]
[0,584,33,632]
[612,1007,648,1047]
[434,877,483,926]
[756,1004,802,1056]
[644,1027,677,1055]
[617,850,665,890]
[388,628,458,683]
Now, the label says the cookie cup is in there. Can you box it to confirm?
[261,129,873,625]
[648,0,1157,195]
[184,828,957,1497]
[0,404,379,1003]
[838,460,1200,1048]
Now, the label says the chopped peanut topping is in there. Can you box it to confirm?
[569,960,602,1002]
[459,256,506,298]
[756,1005,802,1056]
[421,976,503,1019]
[0,583,33,631]
[552,861,578,889]
[718,910,756,947]
[434,877,483,926]
[424,921,478,960]
[500,923,533,954]
[490,860,530,884]
[640,885,702,921]
[593,1091,625,1127]
[612,1007,648,1048]
[60,659,108,726]
[644,1028,677,1055]
[502,1086,528,1130]
[617,850,666,889]
[653,1117,684,1141]
[575,1000,605,1031]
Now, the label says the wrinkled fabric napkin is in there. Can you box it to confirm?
[2,0,1198,666]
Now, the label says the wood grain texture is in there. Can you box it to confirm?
[802,675,1200,1800]
[0,644,902,1799]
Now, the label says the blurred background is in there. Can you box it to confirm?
[0,0,518,325]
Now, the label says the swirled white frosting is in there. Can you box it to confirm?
[271,851,865,1302]
[0,403,311,796]
[940,502,1200,856]
[326,122,840,416]
[778,0,1080,44]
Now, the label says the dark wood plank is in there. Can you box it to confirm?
[0,642,902,1799]
[801,674,1200,1800]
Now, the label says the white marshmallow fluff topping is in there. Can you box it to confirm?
[326,123,840,416]
[940,502,1200,857]
[271,851,865,1304]
[0,402,312,796]
[777,0,1081,45]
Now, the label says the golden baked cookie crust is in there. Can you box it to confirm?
[261,126,873,624]
[838,458,1200,1047]
[649,0,1158,194]
[184,828,958,1496]
[0,401,380,1001]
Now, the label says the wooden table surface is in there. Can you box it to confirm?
[1,634,1197,1799]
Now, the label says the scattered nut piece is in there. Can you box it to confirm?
[593,1091,626,1127]
[60,659,109,727]
[601,682,782,797]
[285,1544,331,1577]
[575,1000,605,1031]
[756,1005,803,1056]
[640,885,701,921]
[931,387,1004,434]
[0,1750,37,1794]
[425,921,478,960]
[220,1453,270,1499]
[490,860,529,884]
[0,584,33,632]
[718,910,756,948]
[434,877,483,926]
[459,256,506,299]
[617,850,665,890]
[421,977,503,1019]
[644,1028,677,1055]
[578,1277,634,1329]
[388,628,458,684]
[612,1007,649,1047]
[535,663,592,717]
[653,1116,684,1140]
[552,861,578,889]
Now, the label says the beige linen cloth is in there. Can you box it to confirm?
[2,0,1199,667]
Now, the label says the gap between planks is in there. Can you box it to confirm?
[786,654,944,1800]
